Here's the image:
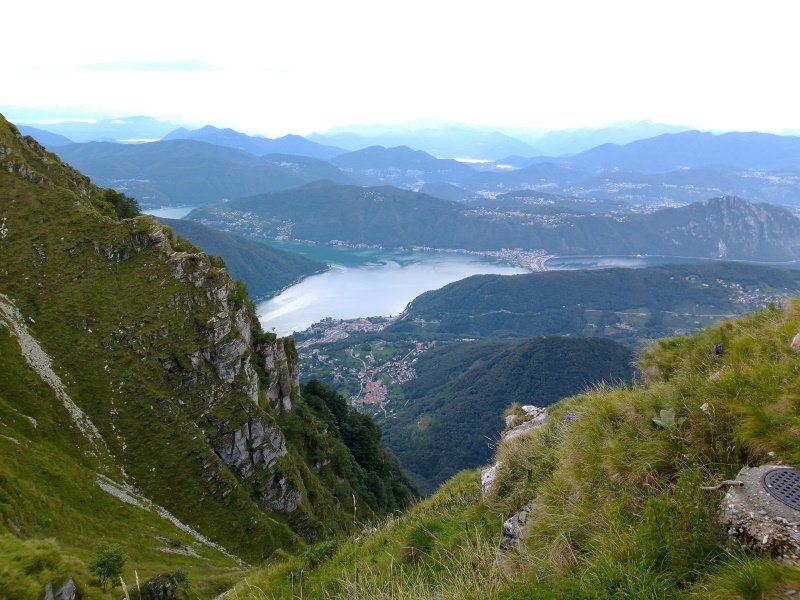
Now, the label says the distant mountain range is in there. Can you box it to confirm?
[561,130,800,172]
[54,139,353,206]
[12,115,181,142]
[21,119,800,209]
[330,145,476,186]
[459,132,800,206]
[309,124,542,160]
[163,125,345,160]
[190,183,800,261]
[308,120,693,159]
[519,120,692,156]
[16,125,73,147]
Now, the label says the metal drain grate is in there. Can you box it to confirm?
[762,468,800,511]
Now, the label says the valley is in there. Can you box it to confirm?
[7,3,800,597]
[9,109,800,598]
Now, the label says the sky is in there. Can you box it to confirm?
[3,0,800,137]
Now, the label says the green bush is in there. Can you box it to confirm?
[88,544,125,590]
[301,540,339,567]
[103,189,139,219]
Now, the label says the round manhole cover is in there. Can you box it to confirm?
[762,468,800,511]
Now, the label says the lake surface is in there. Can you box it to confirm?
[544,254,718,270]
[144,205,199,219]
[546,254,800,271]
[138,214,800,336]
[257,250,525,336]
[260,248,800,336]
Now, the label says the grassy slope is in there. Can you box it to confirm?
[0,118,415,597]
[232,302,800,599]
[0,328,240,599]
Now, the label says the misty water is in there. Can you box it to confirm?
[257,249,525,336]
[140,209,800,337]
[144,206,199,219]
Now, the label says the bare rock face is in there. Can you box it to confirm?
[44,578,77,600]
[145,573,179,599]
[502,405,549,442]
[159,234,303,513]
[790,332,800,353]
[481,462,501,496]
[481,407,549,497]
[257,340,300,412]
[495,501,535,576]
[212,415,287,479]
[268,479,302,513]
[718,464,800,564]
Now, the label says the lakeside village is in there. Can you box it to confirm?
[294,273,790,411]
[296,315,437,412]
[292,247,550,408]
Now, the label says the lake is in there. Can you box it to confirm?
[257,249,525,336]
[140,211,800,336]
[259,248,800,336]
[144,205,199,219]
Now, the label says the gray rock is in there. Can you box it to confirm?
[499,502,534,553]
[270,483,302,513]
[502,406,548,441]
[258,341,299,412]
[213,416,288,479]
[56,578,77,600]
[562,411,578,423]
[495,501,535,576]
[145,573,179,599]
[791,332,800,353]
[481,462,501,496]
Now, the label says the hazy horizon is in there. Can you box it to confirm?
[3,1,799,138]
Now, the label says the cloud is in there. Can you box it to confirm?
[79,59,214,72]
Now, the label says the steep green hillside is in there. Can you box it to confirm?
[383,337,634,491]
[228,302,800,599]
[0,116,414,598]
[189,181,800,260]
[394,263,800,343]
[157,218,327,299]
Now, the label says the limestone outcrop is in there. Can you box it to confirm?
[481,406,549,497]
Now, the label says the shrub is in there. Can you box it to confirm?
[301,540,339,567]
[88,544,125,590]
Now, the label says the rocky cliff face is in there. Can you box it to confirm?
[0,114,376,564]
[659,195,800,260]
[124,220,305,515]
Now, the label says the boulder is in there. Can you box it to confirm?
[494,501,535,577]
[791,332,800,353]
[145,573,179,600]
[43,578,77,600]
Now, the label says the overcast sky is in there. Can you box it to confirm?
[2,0,799,136]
